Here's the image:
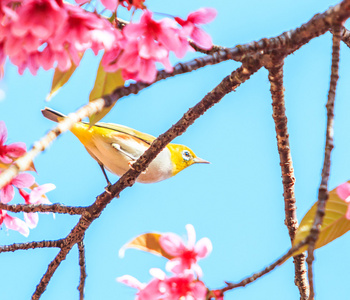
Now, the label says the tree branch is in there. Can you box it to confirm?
[266,54,309,299]
[306,24,342,300]
[77,239,86,300]
[0,240,64,253]
[0,203,86,215]
[220,239,308,293]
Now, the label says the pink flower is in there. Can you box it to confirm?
[336,182,350,219]
[159,224,212,277]
[123,10,180,58]
[117,269,207,300]
[0,172,35,203]
[161,271,207,300]
[120,0,145,10]
[19,183,56,228]
[0,121,26,164]
[100,0,118,11]
[0,210,29,237]
[117,271,164,300]
[10,0,67,40]
[175,8,217,49]
[52,4,117,66]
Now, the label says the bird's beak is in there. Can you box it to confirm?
[193,157,210,164]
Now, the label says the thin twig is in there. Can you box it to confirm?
[31,60,263,300]
[0,239,64,253]
[220,239,308,293]
[77,239,87,300]
[266,54,309,299]
[0,203,87,215]
[306,24,342,300]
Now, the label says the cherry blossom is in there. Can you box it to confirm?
[19,183,56,228]
[118,268,207,300]
[159,224,212,277]
[0,210,29,236]
[0,172,35,203]
[0,121,26,164]
[336,181,350,219]
[10,0,67,41]
[117,272,163,300]
[175,8,217,49]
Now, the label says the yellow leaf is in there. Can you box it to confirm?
[46,62,79,101]
[119,233,174,260]
[88,60,125,125]
[291,181,350,257]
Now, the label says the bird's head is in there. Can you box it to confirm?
[167,144,209,176]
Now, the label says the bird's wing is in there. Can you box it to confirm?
[88,122,156,145]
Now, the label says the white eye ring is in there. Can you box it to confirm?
[182,150,191,161]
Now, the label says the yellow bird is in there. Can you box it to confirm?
[42,108,209,184]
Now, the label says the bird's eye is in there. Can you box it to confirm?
[182,150,191,161]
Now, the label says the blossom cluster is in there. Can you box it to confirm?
[0,121,55,236]
[117,224,222,299]
[102,8,216,82]
[0,0,216,82]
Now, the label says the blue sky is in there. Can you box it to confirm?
[1,0,350,299]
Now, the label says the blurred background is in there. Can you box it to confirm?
[1,0,350,299]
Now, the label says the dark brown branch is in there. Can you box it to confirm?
[0,203,87,215]
[0,240,64,253]
[220,239,308,293]
[31,60,263,300]
[306,25,342,300]
[77,240,86,300]
[266,55,309,299]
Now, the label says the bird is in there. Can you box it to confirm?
[41,107,209,185]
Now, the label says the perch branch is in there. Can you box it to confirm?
[306,24,341,300]
[31,60,263,300]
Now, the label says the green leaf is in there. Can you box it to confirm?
[88,60,125,125]
[291,181,350,256]
[119,233,174,260]
[46,62,79,101]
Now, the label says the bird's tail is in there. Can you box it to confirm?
[41,107,66,123]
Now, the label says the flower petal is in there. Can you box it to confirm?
[117,275,145,290]
[194,237,212,258]
[188,8,217,24]
[30,183,56,203]
[0,121,8,145]
[24,212,38,229]
[3,214,29,237]
[5,142,26,158]
[336,182,350,201]
[12,173,35,188]
[1,184,15,203]
[191,27,212,50]
[186,224,196,248]
[160,233,185,256]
